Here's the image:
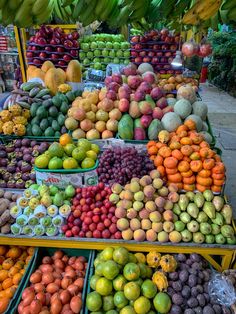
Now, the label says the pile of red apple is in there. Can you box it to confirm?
[26,25,79,68]
[62,183,122,239]
[130,29,182,75]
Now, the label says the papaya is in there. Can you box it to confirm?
[148,119,164,140]
[118,114,134,140]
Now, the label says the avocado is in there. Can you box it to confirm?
[52,95,62,108]
[31,116,40,125]
[44,127,54,137]
[30,103,38,117]
[59,93,69,104]
[52,120,60,131]
[57,114,65,126]
[40,118,49,130]
[42,99,52,108]
[36,106,47,119]
[60,102,69,115]
[55,131,61,137]
[74,89,82,97]
[49,106,59,118]
[32,125,42,136]
[47,117,53,124]
[26,124,32,135]
[66,91,75,102]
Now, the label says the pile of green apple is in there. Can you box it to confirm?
[10,184,75,237]
[79,33,130,71]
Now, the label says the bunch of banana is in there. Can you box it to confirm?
[53,0,75,23]
[182,0,222,25]
[146,0,177,23]
[129,0,149,22]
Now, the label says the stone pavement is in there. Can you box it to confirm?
[200,83,236,212]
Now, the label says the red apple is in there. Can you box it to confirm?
[39,52,47,58]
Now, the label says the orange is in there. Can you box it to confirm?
[8,267,18,278]
[2,278,13,290]
[12,273,23,285]
[0,270,8,282]
[59,133,72,146]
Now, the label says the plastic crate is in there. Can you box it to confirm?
[206,116,216,148]
[0,135,60,143]
[83,251,96,314]
[4,248,37,314]
[11,247,94,314]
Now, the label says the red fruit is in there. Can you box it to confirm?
[82,204,90,212]
[68,214,74,223]
[90,204,95,210]
[80,199,86,206]
[73,209,81,218]
[97,223,105,231]
[95,201,103,208]
[76,188,81,193]
[107,213,113,219]
[65,230,72,237]
[79,231,85,237]
[101,191,107,198]
[68,223,74,229]
[104,219,111,227]
[92,215,100,223]
[82,224,89,232]
[72,226,80,236]
[73,199,79,206]
[101,208,108,215]
[86,231,92,238]
[101,214,107,220]
[102,229,111,239]
[73,218,81,226]
[109,223,117,234]
[105,201,112,209]
[93,230,101,238]
[95,194,102,201]
[98,182,105,190]
[61,225,68,233]
[93,208,101,215]
[114,231,122,239]
[80,212,86,220]
[111,216,118,223]
[89,223,97,232]
[84,217,92,225]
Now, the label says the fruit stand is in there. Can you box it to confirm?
[0,0,236,313]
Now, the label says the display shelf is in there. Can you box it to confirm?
[0,235,234,271]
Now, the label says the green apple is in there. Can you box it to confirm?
[83,58,90,65]
[90,42,97,49]
[106,42,113,49]
[109,50,116,58]
[102,50,109,57]
[94,62,102,70]
[87,51,94,59]
[97,41,105,48]
[40,216,52,227]
[113,42,121,49]
[104,57,110,63]
[123,50,130,58]
[93,57,100,63]
[94,49,101,57]
[121,42,130,49]
[116,50,123,58]
[46,226,58,236]
[81,43,89,51]
[124,59,130,65]
[113,58,120,64]
[34,225,45,236]
[82,37,89,43]
[79,51,86,59]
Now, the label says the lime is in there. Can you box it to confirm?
[78,138,91,151]
[63,157,78,169]
[91,143,100,154]
[86,150,97,160]
[120,306,136,314]
[153,292,171,314]
[35,154,49,169]
[81,157,95,169]
[95,263,103,276]
[64,143,76,156]
[113,247,129,265]
[95,277,113,296]
[141,279,157,299]
[86,291,102,312]
[113,291,128,309]
[103,295,114,311]
[123,263,140,281]
[48,157,63,170]
[124,282,140,301]
[72,147,86,161]
[128,253,137,263]
[48,142,64,157]
[113,275,127,291]
[100,247,114,261]
[134,296,151,314]
[102,260,119,280]
[90,274,101,290]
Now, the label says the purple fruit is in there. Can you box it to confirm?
[169,272,179,281]
[22,138,31,146]
[190,253,202,262]
[0,180,7,188]
[170,305,182,314]
[188,274,197,287]
[16,179,25,189]
[172,293,184,305]
[179,270,189,283]
[182,285,191,298]
[187,297,198,308]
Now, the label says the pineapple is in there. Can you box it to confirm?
[13,124,26,136]
[13,116,27,125]
[0,110,12,122]
[9,104,22,116]
[2,121,14,135]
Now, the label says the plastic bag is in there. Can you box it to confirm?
[208,271,236,307]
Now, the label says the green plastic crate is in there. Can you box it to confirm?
[83,251,96,314]
[34,159,99,174]
[0,135,60,143]
[206,116,216,148]
[4,248,37,314]
[11,248,94,314]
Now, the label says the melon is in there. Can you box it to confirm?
[137,63,154,74]
[185,114,203,132]
[167,98,177,107]
[202,121,209,131]
[192,101,208,120]
[177,85,197,104]
[161,112,182,132]
[174,99,192,119]
[199,131,213,144]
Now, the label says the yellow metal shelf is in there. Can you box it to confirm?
[0,236,235,271]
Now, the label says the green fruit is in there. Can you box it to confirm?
[120,306,136,314]
[153,292,171,314]
[32,125,42,136]
[81,157,95,169]
[64,143,76,156]
[48,157,63,170]
[65,185,75,198]
[72,147,86,161]
[60,101,69,114]
[124,282,140,301]
[40,118,49,130]
[57,113,65,126]
[34,154,49,169]
[78,138,91,151]
[91,143,100,154]
[113,275,127,291]
[100,247,114,261]
[95,263,103,276]
[48,143,64,158]
[123,263,140,281]
[86,292,102,312]
[141,280,157,299]
[44,127,54,137]
[134,296,151,314]
[113,291,128,309]
[49,106,59,117]
[103,295,114,311]
[95,277,113,296]
[36,106,47,119]
[102,260,119,280]
[113,247,129,265]
[52,120,60,131]
[90,275,101,291]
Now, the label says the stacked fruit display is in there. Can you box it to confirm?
[0,104,30,136]
[0,190,19,234]
[10,184,75,237]
[130,29,182,75]
[17,250,87,314]
[65,89,123,140]
[79,33,130,71]
[27,25,79,68]
[158,75,199,94]
[64,183,119,239]
[97,146,155,186]
[34,136,99,171]
[0,245,34,313]
[110,170,234,244]
[0,139,49,189]
[147,121,225,192]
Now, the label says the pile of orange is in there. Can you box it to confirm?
[0,246,34,313]
[147,120,225,193]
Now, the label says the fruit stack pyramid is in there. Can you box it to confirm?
[79,33,130,72]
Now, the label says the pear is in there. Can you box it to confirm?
[196,211,208,223]
[205,234,215,244]
[212,196,224,211]
[211,213,224,226]
[203,189,214,201]
[193,232,205,244]
[185,191,195,201]
[53,192,64,207]
[193,192,205,208]
[187,203,199,219]
[215,233,226,244]
[178,195,189,211]
[173,204,181,215]
[211,224,221,235]
[200,222,212,235]
[221,204,233,224]
[203,201,216,219]
[221,225,234,238]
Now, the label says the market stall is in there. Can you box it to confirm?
[0,0,236,313]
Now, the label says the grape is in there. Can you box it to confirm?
[97,147,155,186]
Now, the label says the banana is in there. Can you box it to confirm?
[198,0,222,20]
[100,0,118,21]
[61,0,74,7]
[130,0,149,21]
[182,9,200,24]
[227,6,236,20]
[34,1,53,24]
[14,0,35,27]
[116,4,132,27]
[9,0,22,10]
[173,0,192,17]
[0,0,6,9]
[95,0,108,18]
[222,0,236,10]
[193,0,214,14]
[73,0,86,19]
[79,0,97,25]
[32,0,49,15]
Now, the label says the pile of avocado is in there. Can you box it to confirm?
[27,91,79,137]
